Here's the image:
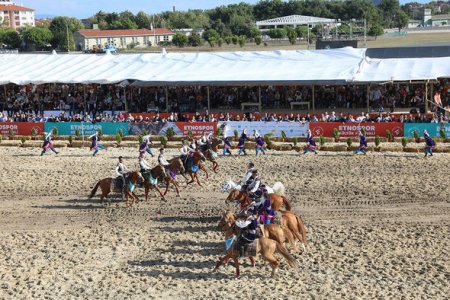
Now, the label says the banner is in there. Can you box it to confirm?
[159,122,217,136]
[310,122,404,137]
[44,122,129,136]
[128,122,166,135]
[404,123,447,138]
[220,121,309,137]
[0,122,44,135]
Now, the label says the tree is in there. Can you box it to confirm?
[255,35,262,45]
[188,33,203,47]
[22,27,53,49]
[378,0,400,28]
[238,35,246,47]
[295,26,308,39]
[286,27,297,44]
[267,28,287,39]
[49,17,84,51]
[172,32,188,47]
[249,27,261,39]
[368,25,384,37]
[394,10,409,31]
[0,29,21,48]
[202,28,220,43]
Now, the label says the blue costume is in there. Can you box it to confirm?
[237,131,249,156]
[222,137,232,156]
[139,136,154,157]
[355,131,368,155]
[304,131,317,154]
[424,131,435,156]
[90,133,106,156]
[255,136,266,156]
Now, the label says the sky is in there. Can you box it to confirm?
[19,0,433,19]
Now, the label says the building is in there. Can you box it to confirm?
[256,15,337,30]
[74,28,175,51]
[0,0,35,30]
[408,8,450,28]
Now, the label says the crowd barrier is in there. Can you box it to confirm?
[4,122,450,139]
[44,122,129,136]
[310,122,404,138]
[220,121,309,137]
[0,122,44,135]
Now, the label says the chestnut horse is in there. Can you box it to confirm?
[218,211,298,252]
[142,165,167,201]
[201,139,221,175]
[214,214,298,278]
[89,171,144,207]
[161,158,185,197]
[226,189,292,211]
[186,151,206,186]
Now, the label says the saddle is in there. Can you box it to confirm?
[272,211,282,225]
[235,240,257,257]
[113,177,125,191]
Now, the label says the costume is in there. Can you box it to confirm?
[89,132,106,156]
[424,131,436,156]
[139,135,154,157]
[355,131,368,155]
[41,132,59,156]
[255,136,266,156]
[304,131,317,154]
[237,130,249,156]
[222,137,232,156]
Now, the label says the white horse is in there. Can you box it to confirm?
[221,179,285,196]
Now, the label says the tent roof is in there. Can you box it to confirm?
[0,47,449,86]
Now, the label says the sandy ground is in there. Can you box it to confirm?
[0,146,449,299]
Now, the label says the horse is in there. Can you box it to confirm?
[223,180,291,212]
[186,150,206,186]
[218,211,298,252]
[198,139,221,177]
[142,165,167,201]
[214,214,298,278]
[89,171,144,207]
[161,157,185,197]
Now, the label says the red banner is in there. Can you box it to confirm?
[310,122,404,137]
[175,122,217,136]
[0,122,45,135]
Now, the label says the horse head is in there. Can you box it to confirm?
[193,150,206,163]
[221,180,239,193]
[131,171,145,184]
[217,210,236,232]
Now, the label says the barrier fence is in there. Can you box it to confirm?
[2,122,449,139]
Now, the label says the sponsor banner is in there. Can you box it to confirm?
[158,122,217,136]
[310,122,404,137]
[403,123,446,138]
[44,122,129,136]
[128,122,166,135]
[0,122,44,135]
[220,121,309,137]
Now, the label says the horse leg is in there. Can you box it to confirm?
[263,253,280,278]
[187,173,195,185]
[233,256,240,278]
[214,253,230,272]
[200,164,209,179]
[163,178,170,196]
[249,256,256,267]
[195,172,202,186]
[153,184,166,200]
[144,182,149,201]
[173,180,181,197]
[213,162,219,173]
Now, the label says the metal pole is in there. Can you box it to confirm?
[307,23,310,50]
[124,86,128,111]
[83,85,87,113]
[425,82,429,113]
[312,85,315,113]
[366,84,370,113]
[66,23,70,52]
[165,87,169,112]
[258,86,261,111]
[207,86,210,111]
[363,19,367,47]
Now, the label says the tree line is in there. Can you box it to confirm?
[0,0,426,51]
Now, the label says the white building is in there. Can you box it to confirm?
[74,28,175,51]
[0,0,35,30]
[256,15,337,30]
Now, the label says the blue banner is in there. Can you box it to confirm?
[44,122,129,136]
[403,123,444,138]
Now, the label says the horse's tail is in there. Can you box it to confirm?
[89,181,101,199]
[281,196,292,211]
[295,214,308,246]
[275,242,297,268]
[272,182,285,196]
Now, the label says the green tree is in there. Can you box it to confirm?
[378,0,400,28]
[394,10,409,31]
[267,28,287,38]
[49,17,84,51]
[238,35,246,47]
[368,25,384,36]
[188,33,203,47]
[254,35,262,45]
[22,27,53,49]
[172,32,188,47]
[295,26,308,39]
[286,27,297,44]
[202,28,220,43]
[249,27,261,39]
[0,29,21,48]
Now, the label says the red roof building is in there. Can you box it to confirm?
[0,0,35,29]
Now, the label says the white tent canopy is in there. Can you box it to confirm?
[0,47,449,86]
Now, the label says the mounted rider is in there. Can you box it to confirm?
[239,162,255,192]
[139,152,152,182]
[197,131,213,152]
[180,139,195,171]
[158,148,170,170]
[139,135,154,157]
[248,186,275,225]
[115,156,130,190]
[235,213,258,257]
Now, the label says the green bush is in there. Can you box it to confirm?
[0,136,2,143]
[97,128,103,137]
[21,136,26,145]
[413,130,420,143]
[75,128,81,137]
[8,128,14,139]
[292,137,298,146]
[187,130,193,139]
[264,134,272,147]
[138,135,144,144]
[361,127,366,136]
[118,128,124,138]
[68,136,73,145]
[319,135,325,146]
[31,127,38,137]
[52,127,58,137]
[281,131,287,141]
[166,127,175,138]
[215,127,222,136]
[401,137,408,148]
[375,136,381,147]
[234,129,239,139]
[255,36,262,45]
[346,137,352,147]
[333,128,340,142]
[116,134,122,145]
[160,136,168,148]
[386,130,393,142]
[439,128,446,140]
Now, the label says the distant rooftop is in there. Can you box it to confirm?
[77,29,174,38]
[256,15,336,27]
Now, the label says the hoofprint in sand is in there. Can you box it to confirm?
[0,147,448,299]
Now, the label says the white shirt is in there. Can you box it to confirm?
[249,178,261,193]
[240,168,254,186]
[139,159,151,170]
[115,163,129,176]
[158,154,169,166]
[180,145,190,155]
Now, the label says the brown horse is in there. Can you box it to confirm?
[214,215,298,278]
[186,150,206,186]
[161,158,185,197]
[226,189,292,211]
[217,211,298,252]
[142,165,167,201]
[89,171,144,207]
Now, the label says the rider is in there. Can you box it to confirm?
[424,130,436,157]
[139,135,154,157]
[41,131,59,156]
[235,213,258,257]
[304,129,317,154]
[355,129,368,155]
[237,129,250,156]
[239,162,255,192]
[246,170,261,199]
[115,156,130,190]
[139,152,152,181]
[158,148,170,169]
[222,136,232,156]
[89,131,107,156]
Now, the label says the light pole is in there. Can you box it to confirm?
[66,23,70,52]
